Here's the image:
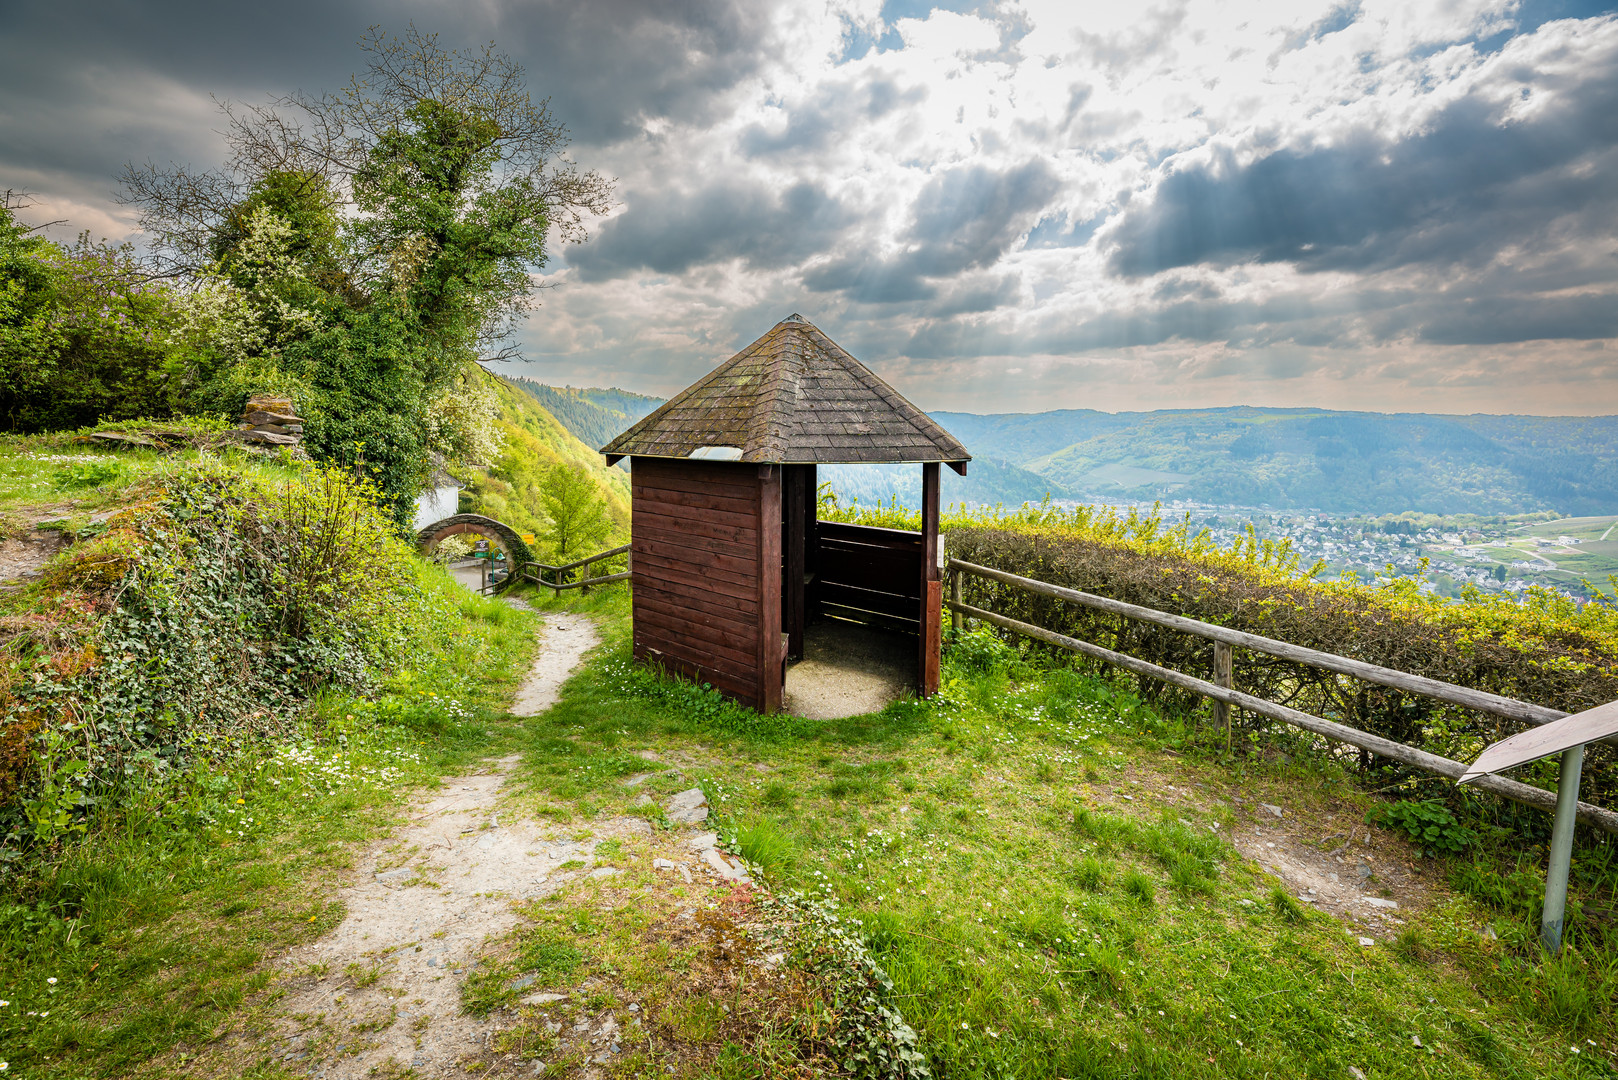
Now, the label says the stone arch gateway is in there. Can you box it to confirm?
[415,513,534,594]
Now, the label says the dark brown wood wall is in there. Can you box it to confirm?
[630,457,783,712]
[815,521,923,635]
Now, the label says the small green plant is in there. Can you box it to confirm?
[1121,868,1155,904]
[1070,855,1106,891]
[736,820,799,873]
[1367,799,1476,855]
[761,781,796,808]
[52,460,122,489]
[946,626,1019,674]
[346,961,383,988]
[518,929,583,980]
[1269,886,1307,924]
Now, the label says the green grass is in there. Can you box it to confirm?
[12,568,1618,1078]
[0,430,304,529]
[495,589,1618,1079]
[0,566,538,1079]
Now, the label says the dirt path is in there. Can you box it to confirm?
[251,610,635,1079]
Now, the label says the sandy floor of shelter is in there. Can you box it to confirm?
[783,619,914,719]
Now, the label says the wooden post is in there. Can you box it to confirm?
[950,565,963,634]
[805,464,819,625]
[919,462,941,697]
[580,552,591,596]
[783,465,808,661]
[756,464,784,713]
[1213,641,1234,751]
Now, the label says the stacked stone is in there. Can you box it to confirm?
[237,394,305,446]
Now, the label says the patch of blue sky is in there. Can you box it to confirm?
[836,0,993,63]
[1026,213,1104,250]
[1429,0,1617,59]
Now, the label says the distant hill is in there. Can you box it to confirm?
[936,407,1618,515]
[507,382,1614,516]
[509,378,1069,508]
[455,373,632,549]
[820,459,1072,510]
[505,379,662,454]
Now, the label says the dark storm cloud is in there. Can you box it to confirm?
[1415,293,1618,344]
[566,181,856,280]
[739,77,927,157]
[1108,38,1618,281]
[477,0,784,146]
[0,0,783,221]
[803,158,1060,302]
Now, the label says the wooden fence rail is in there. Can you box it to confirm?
[523,544,632,594]
[947,557,1618,836]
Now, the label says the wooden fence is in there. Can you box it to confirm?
[947,557,1618,836]
[522,544,631,594]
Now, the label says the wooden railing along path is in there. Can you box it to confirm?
[946,557,1618,837]
[522,544,631,595]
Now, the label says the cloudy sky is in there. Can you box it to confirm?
[4,0,1618,415]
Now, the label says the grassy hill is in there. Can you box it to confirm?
[938,407,1618,515]
[454,372,631,549]
[504,379,662,458]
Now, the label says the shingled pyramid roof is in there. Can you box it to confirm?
[601,315,970,467]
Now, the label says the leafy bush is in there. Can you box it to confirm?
[0,461,424,844]
[1368,799,1478,854]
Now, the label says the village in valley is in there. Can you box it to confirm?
[1174,508,1618,599]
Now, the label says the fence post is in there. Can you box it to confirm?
[1213,641,1234,751]
[950,566,963,634]
[1542,744,1585,955]
[581,555,592,596]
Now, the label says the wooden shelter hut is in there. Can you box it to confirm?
[601,314,970,713]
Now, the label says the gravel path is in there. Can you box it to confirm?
[254,611,638,1078]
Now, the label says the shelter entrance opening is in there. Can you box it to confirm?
[603,314,969,714]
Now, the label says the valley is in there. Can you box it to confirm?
[510,380,1618,599]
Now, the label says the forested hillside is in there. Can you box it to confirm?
[505,378,661,454]
[454,372,629,546]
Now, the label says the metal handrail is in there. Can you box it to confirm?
[946,557,1618,836]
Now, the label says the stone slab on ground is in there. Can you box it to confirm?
[666,788,709,825]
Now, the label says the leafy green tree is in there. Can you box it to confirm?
[119,26,613,522]
[536,464,613,565]
[0,193,214,431]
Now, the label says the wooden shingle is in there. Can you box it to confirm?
[601,315,971,466]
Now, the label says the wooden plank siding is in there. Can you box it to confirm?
[630,457,781,712]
